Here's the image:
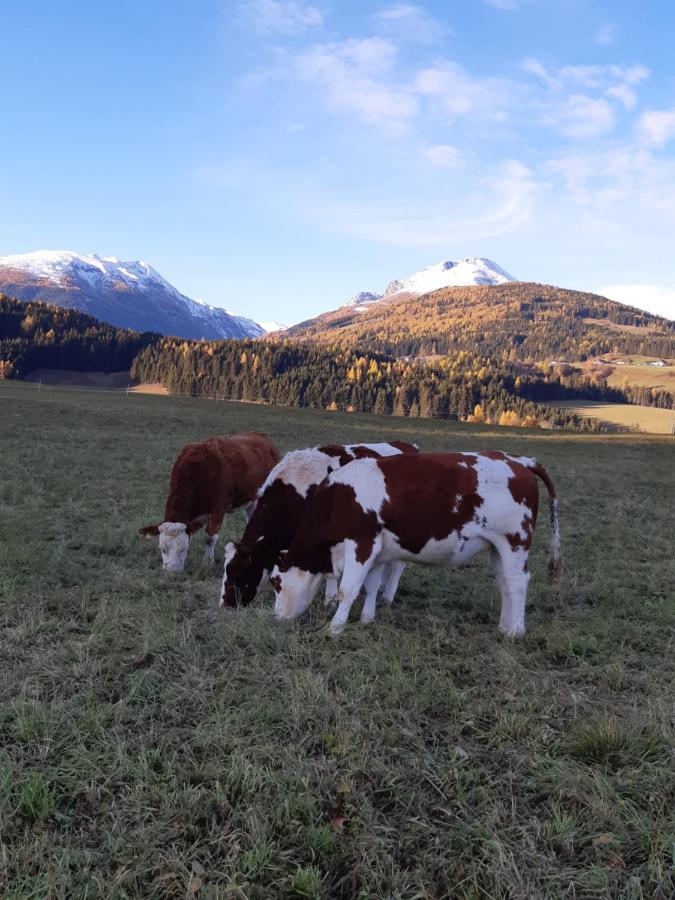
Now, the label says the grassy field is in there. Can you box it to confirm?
[1,381,673,899]
[551,400,675,435]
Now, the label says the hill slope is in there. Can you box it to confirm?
[288,282,675,361]
[0,250,264,341]
[0,295,159,378]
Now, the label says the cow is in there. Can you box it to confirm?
[270,451,560,637]
[139,432,279,573]
[219,441,418,609]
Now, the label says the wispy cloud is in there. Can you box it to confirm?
[638,108,675,148]
[560,95,615,138]
[239,0,324,35]
[483,0,529,9]
[293,38,418,131]
[414,62,512,122]
[373,3,446,43]
[422,144,463,167]
[596,23,619,46]
[305,158,540,246]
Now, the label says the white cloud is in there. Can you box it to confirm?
[595,24,619,46]
[597,284,675,320]
[294,38,418,130]
[483,0,528,9]
[305,158,540,246]
[240,0,323,35]
[638,108,675,147]
[606,84,637,110]
[422,144,462,167]
[373,3,446,43]
[561,94,615,138]
[414,62,512,122]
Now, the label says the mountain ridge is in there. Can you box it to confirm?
[0,250,265,341]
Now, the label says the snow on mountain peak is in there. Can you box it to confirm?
[382,257,516,297]
[0,249,265,340]
[341,257,516,308]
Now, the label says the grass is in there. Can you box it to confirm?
[551,400,675,434]
[1,379,674,899]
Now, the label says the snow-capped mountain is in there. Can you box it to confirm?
[0,250,264,340]
[259,320,289,333]
[344,257,516,308]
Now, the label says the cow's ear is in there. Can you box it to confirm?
[139,524,160,536]
[277,550,291,572]
[186,514,209,535]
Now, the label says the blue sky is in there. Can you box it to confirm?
[2,0,675,322]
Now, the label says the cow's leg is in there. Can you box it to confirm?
[329,540,380,635]
[324,575,338,606]
[359,564,386,624]
[204,510,226,564]
[493,545,530,637]
[380,561,405,605]
[489,548,512,634]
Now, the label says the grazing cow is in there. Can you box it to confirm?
[139,432,279,573]
[270,451,560,637]
[219,441,418,608]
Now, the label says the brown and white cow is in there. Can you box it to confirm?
[139,432,279,573]
[220,441,418,608]
[270,451,560,636]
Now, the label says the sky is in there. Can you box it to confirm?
[2,0,675,323]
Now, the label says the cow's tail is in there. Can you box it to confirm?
[528,460,560,582]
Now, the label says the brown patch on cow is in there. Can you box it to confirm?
[379,454,484,555]
[389,440,419,455]
[318,444,354,466]
[285,482,380,574]
[222,478,311,607]
[158,432,279,534]
[269,574,282,593]
[350,446,385,460]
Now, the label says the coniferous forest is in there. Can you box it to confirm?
[0,295,158,379]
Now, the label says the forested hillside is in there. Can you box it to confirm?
[287,282,675,361]
[131,337,645,429]
[0,295,158,378]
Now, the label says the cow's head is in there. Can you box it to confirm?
[139,515,207,572]
[220,541,267,608]
[269,553,322,620]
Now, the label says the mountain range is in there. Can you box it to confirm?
[0,251,265,340]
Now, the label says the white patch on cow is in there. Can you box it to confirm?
[158,521,190,573]
[471,455,531,541]
[271,564,323,619]
[344,442,406,458]
[219,541,237,607]
[270,443,409,499]
[272,448,339,498]
[329,458,388,515]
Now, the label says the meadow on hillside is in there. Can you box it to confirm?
[1,381,673,899]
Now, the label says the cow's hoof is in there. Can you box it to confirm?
[327,623,345,637]
[499,627,525,638]
[359,615,375,625]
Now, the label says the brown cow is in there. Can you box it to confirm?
[270,451,560,636]
[140,432,279,572]
[220,441,418,608]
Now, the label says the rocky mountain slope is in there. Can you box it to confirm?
[0,250,264,340]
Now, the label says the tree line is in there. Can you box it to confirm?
[0,295,158,378]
